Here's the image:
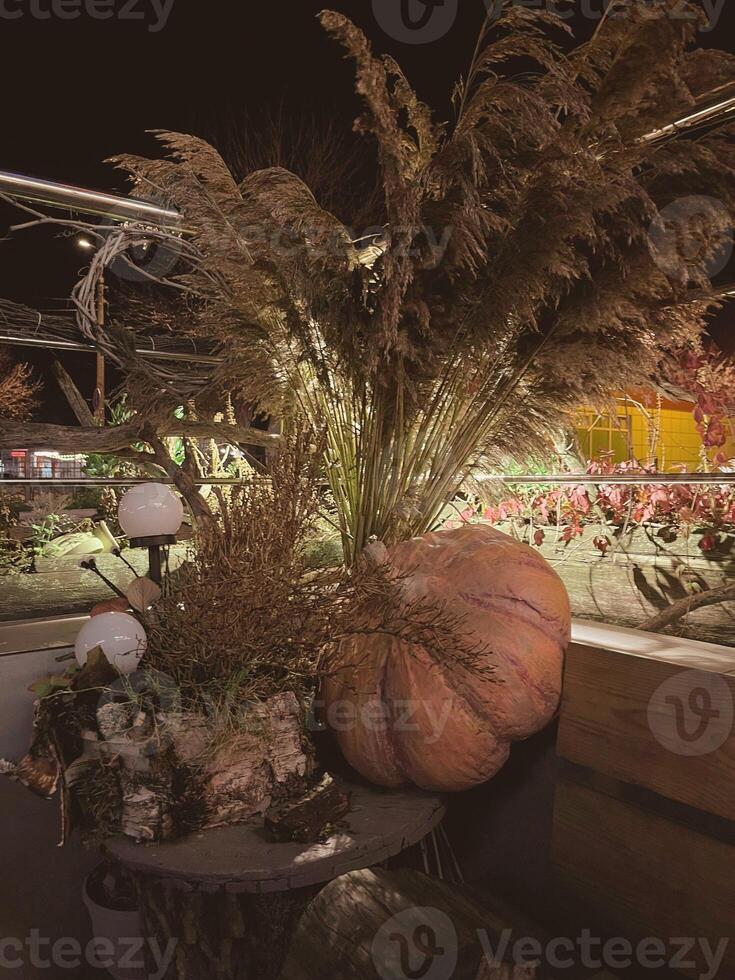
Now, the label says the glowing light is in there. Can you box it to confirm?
[74,612,147,675]
[118,483,184,540]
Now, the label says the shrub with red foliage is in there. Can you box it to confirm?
[671,346,735,467]
[446,459,735,553]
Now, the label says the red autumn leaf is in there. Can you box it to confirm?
[705,418,726,448]
[699,393,720,415]
[593,535,611,555]
[560,524,583,543]
[570,486,592,515]
[649,488,671,509]
[533,529,545,547]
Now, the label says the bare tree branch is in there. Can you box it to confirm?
[140,423,214,525]
[0,420,281,453]
[641,582,735,633]
[50,360,95,427]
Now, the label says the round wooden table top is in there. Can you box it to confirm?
[108,781,446,894]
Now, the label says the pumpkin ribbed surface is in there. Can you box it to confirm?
[323,525,571,791]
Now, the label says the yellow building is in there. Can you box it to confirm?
[577,391,735,472]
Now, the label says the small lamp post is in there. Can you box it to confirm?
[117,483,183,585]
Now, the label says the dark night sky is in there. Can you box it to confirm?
[0,0,493,306]
[1,0,735,421]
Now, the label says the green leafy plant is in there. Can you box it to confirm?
[29,668,77,700]
[29,514,63,555]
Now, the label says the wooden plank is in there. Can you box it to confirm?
[499,520,735,567]
[550,562,735,647]
[557,642,735,820]
[497,522,735,647]
[0,419,280,452]
[0,547,188,623]
[551,779,735,979]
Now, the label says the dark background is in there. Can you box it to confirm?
[1,0,734,421]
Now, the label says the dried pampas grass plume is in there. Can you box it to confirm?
[66,0,735,562]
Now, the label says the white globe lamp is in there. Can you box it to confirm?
[75,611,147,675]
[118,483,183,540]
[118,483,183,584]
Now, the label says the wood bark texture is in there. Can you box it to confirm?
[280,867,538,980]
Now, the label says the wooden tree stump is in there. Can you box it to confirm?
[280,867,539,980]
[107,782,445,980]
[131,878,315,980]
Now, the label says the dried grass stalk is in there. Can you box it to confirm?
[68,1,735,562]
[144,426,492,722]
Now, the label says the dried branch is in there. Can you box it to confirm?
[640,581,735,633]
[0,419,280,453]
[139,423,213,525]
[144,425,490,714]
[50,360,95,427]
[6,0,735,565]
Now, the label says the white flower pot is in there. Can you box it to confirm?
[82,872,146,980]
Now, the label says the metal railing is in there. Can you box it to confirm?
[1,473,735,487]
[0,170,183,228]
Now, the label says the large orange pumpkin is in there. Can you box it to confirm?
[323,524,571,791]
